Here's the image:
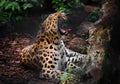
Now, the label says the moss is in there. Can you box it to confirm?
[79,45,87,54]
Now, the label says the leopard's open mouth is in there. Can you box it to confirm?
[59,28,71,35]
[58,16,71,35]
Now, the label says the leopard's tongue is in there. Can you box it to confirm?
[59,28,71,35]
[60,28,66,34]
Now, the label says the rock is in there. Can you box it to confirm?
[85,5,95,12]
[76,22,94,37]
[68,37,88,53]
[67,8,89,30]
[89,66,102,80]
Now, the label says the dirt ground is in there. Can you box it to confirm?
[0,34,62,84]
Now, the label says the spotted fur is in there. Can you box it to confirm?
[20,11,87,80]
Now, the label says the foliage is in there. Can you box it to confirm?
[79,45,87,54]
[52,0,84,12]
[60,65,74,84]
[86,7,100,22]
[79,33,89,39]
[0,0,33,22]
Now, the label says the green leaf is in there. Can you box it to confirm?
[23,3,33,10]
[68,65,72,72]
[0,0,5,7]
[16,0,27,2]
[15,16,23,21]
[60,72,68,82]
[5,2,20,11]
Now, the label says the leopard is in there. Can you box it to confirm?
[87,25,110,67]
[20,11,87,80]
[83,25,110,81]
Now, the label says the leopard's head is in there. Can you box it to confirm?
[88,25,110,45]
[41,11,71,36]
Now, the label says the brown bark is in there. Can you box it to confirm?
[80,0,120,84]
[99,0,120,84]
[93,0,120,84]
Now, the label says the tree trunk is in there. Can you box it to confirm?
[80,0,120,84]
[99,0,120,84]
